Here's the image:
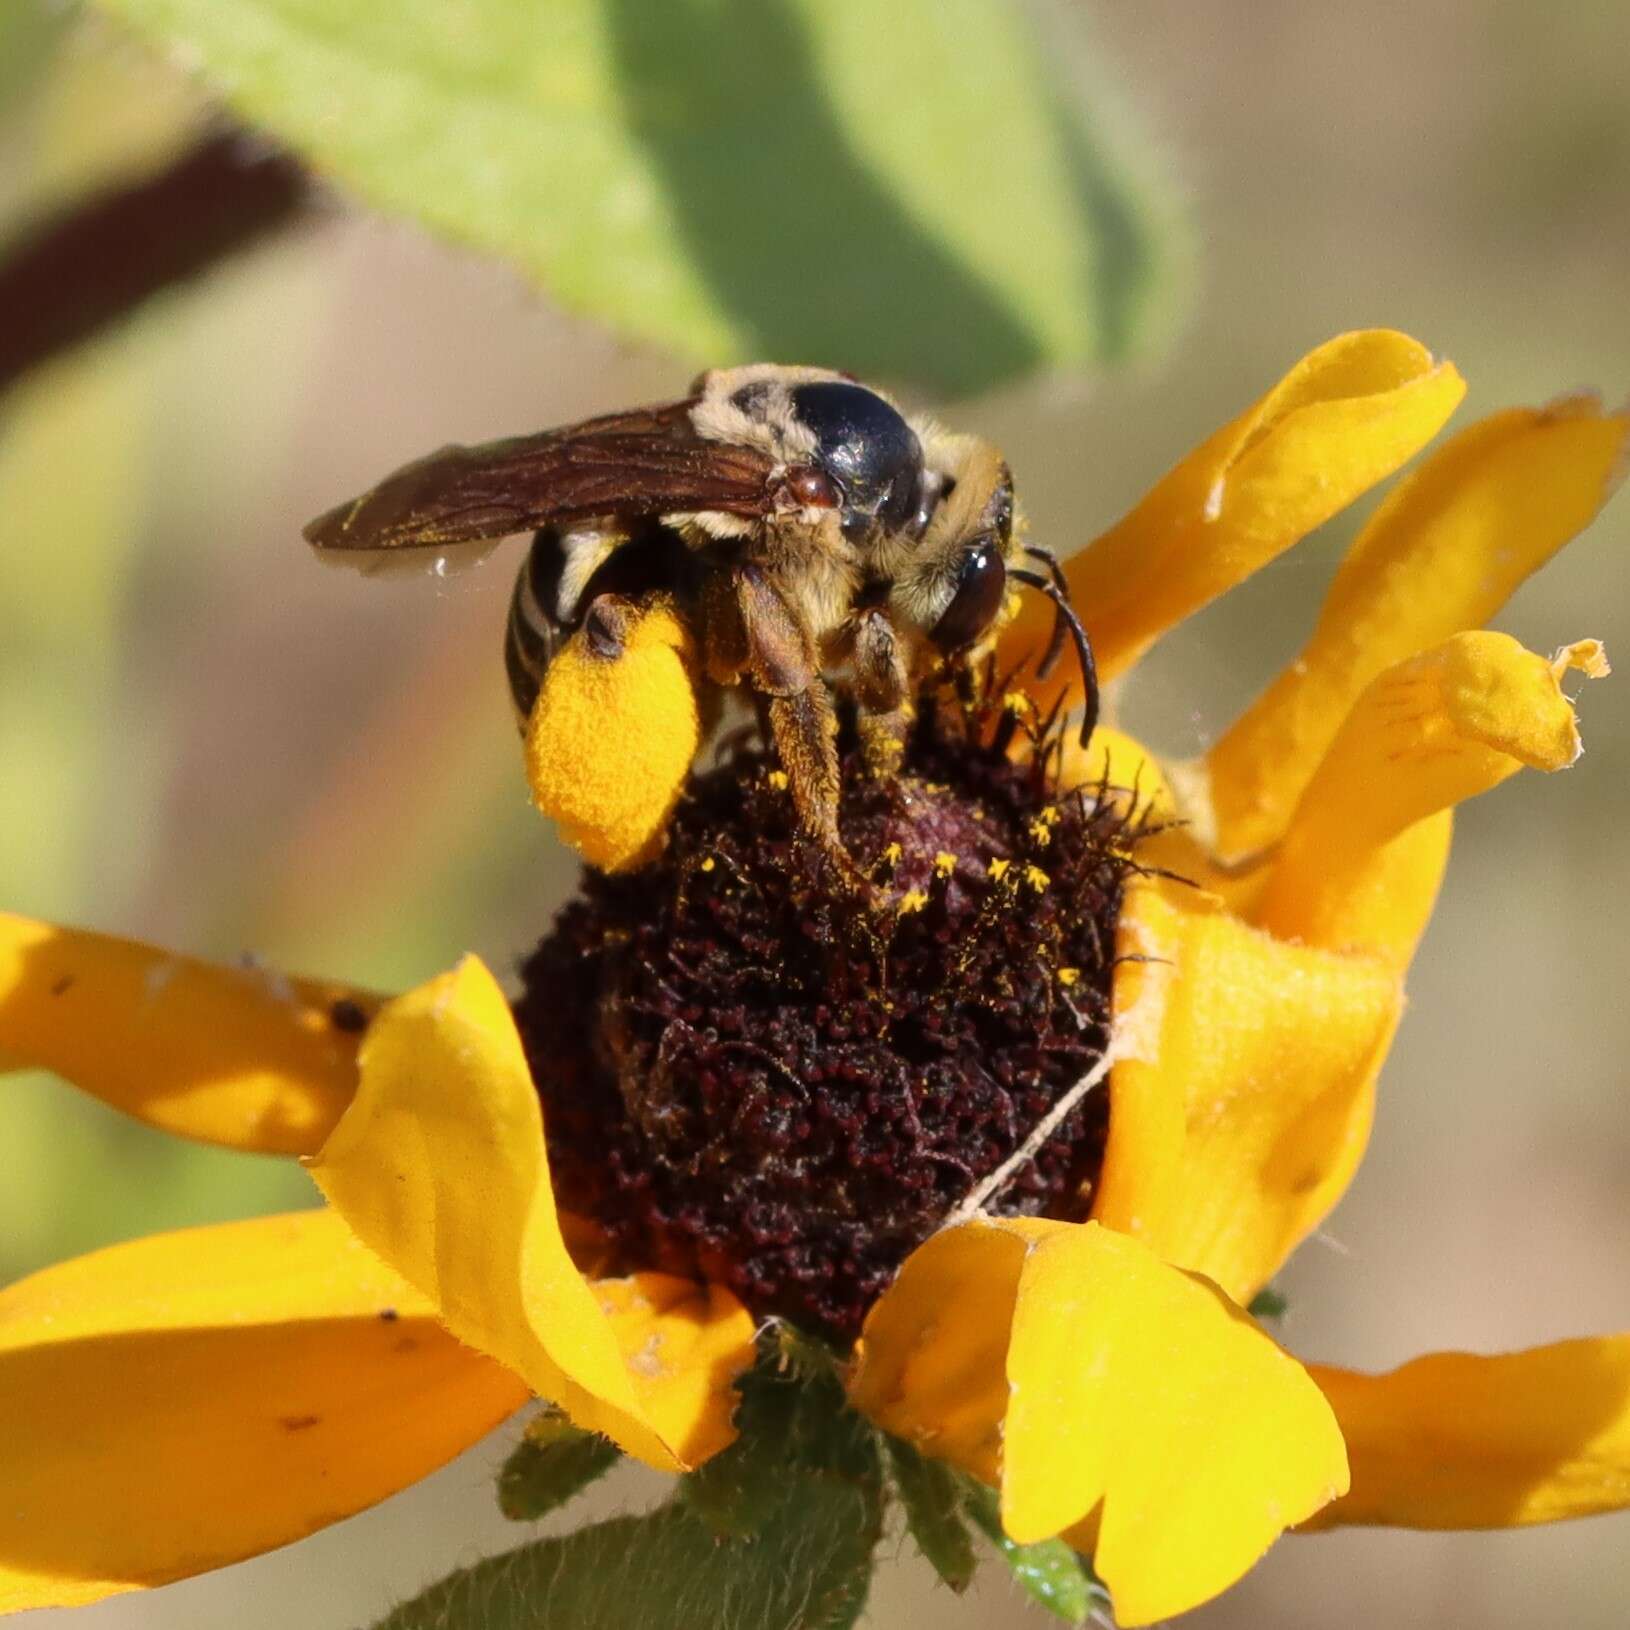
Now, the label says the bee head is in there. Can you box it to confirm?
[888,437,1018,659]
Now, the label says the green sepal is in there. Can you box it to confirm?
[373,1477,878,1630]
[1249,1285,1290,1321]
[963,1481,1108,1624]
[497,1408,621,1522]
[682,1326,881,1539]
[883,1436,978,1593]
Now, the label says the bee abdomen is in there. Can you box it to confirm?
[506,529,569,725]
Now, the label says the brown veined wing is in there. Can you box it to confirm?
[302,398,782,563]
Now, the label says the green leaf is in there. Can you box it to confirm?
[963,1482,1107,1625]
[90,0,1182,394]
[884,1437,978,1594]
[375,1476,879,1630]
[497,1411,621,1521]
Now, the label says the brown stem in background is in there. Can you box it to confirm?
[0,128,311,396]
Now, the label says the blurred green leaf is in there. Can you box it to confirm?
[91,0,1181,394]
[376,1478,878,1630]
[0,2,72,116]
[497,1411,621,1521]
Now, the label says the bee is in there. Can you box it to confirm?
[304,365,1097,864]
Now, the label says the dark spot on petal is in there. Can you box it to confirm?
[280,1414,321,1432]
[50,975,75,996]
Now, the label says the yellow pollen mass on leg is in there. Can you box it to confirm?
[524,599,701,873]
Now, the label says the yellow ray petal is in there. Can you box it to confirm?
[0,913,375,1154]
[1307,1336,1630,1529]
[593,1274,764,1467]
[1254,634,1605,959]
[0,1209,525,1614]
[1006,1220,1346,1625]
[1053,723,1231,908]
[851,1217,1346,1628]
[848,1222,1023,1486]
[1095,880,1401,1304]
[1209,397,1630,859]
[1086,877,1187,1243]
[1054,725,1176,824]
[525,598,701,872]
[308,956,755,1473]
[1000,330,1465,700]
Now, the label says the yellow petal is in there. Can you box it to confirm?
[1209,397,1630,858]
[0,1209,525,1613]
[1000,330,1465,699]
[1096,879,1401,1304]
[1253,633,1604,959]
[851,1217,1346,1628]
[1307,1336,1630,1529]
[308,956,754,1472]
[848,1222,1022,1486]
[1052,724,1233,909]
[1007,1221,1346,1625]
[593,1274,763,1467]
[0,913,374,1154]
[1086,878,1188,1244]
[1054,725,1176,824]
[525,599,701,872]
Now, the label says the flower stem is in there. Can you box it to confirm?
[0,126,309,396]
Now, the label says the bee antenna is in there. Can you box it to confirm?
[1011,567,1100,747]
[1022,544,1072,679]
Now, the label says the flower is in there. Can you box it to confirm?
[3,330,1629,1624]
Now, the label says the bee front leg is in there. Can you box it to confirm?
[766,683,848,867]
[732,564,854,879]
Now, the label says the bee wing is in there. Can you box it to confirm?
[302,399,781,564]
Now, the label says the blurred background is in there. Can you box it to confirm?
[2,0,1627,1625]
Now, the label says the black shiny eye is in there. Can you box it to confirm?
[790,381,923,533]
[931,540,1007,652]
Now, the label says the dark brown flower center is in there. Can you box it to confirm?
[514,707,1139,1344]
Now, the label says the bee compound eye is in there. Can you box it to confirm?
[930,540,1007,652]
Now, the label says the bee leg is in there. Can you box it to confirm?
[733,564,860,883]
[751,690,776,754]
[766,683,854,880]
[852,607,911,780]
[857,706,911,780]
